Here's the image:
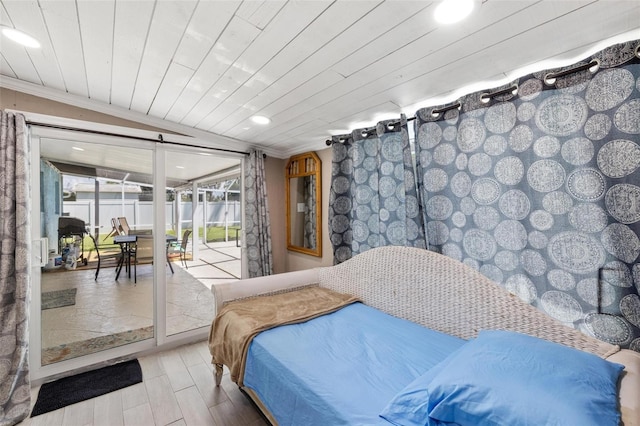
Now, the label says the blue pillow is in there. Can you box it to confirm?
[380,330,624,426]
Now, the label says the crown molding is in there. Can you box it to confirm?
[277,139,331,158]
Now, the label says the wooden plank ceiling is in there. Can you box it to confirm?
[1,0,639,158]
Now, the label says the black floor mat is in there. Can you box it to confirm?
[31,359,142,417]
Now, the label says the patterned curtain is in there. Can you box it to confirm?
[303,175,317,250]
[415,40,640,352]
[0,111,31,425]
[244,149,273,278]
[329,114,426,264]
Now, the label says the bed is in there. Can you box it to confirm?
[208,246,640,425]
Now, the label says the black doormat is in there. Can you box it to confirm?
[31,359,142,417]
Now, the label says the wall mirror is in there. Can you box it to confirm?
[286,152,322,256]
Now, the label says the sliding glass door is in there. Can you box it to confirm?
[163,148,242,337]
[28,122,244,380]
[33,134,157,371]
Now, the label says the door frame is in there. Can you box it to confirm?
[25,112,246,383]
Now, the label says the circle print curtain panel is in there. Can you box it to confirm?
[414,39,640,352]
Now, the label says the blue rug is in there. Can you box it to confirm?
[31,359,142,417]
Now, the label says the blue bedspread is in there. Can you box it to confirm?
[243,302,465,425]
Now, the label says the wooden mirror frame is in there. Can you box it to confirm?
[286,152,322,257]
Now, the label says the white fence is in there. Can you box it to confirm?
[62,200,241,234]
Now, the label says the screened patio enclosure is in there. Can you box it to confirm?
[35,134,243,370]
[42,142,242,251]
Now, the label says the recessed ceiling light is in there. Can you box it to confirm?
[199,152,212,156]
[176,165,185,169]
[72,146,84,151]
[434,0,475,25]
[251,115,271,125]
[1,27,41,48]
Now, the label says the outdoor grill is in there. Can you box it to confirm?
[58,216,86,237]
[58,216,88,266]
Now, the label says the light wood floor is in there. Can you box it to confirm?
[23,340,268,426]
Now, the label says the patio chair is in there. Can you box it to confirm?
[103,217,121,241]
[130,235,175,283]
[117,217,131,235]
[89,234,123,280]
[168,230,192,269]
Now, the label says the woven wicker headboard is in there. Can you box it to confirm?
[318,246,619,359]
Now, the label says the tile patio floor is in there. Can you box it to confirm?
[40,241,241,364]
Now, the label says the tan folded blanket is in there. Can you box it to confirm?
[208,286,360,385]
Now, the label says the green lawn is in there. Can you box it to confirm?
[79,226,241,251]
[201,226,242,243]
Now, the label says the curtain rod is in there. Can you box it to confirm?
[26,121,252,156]
[325,58,599,146]
[325,86,512,146]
